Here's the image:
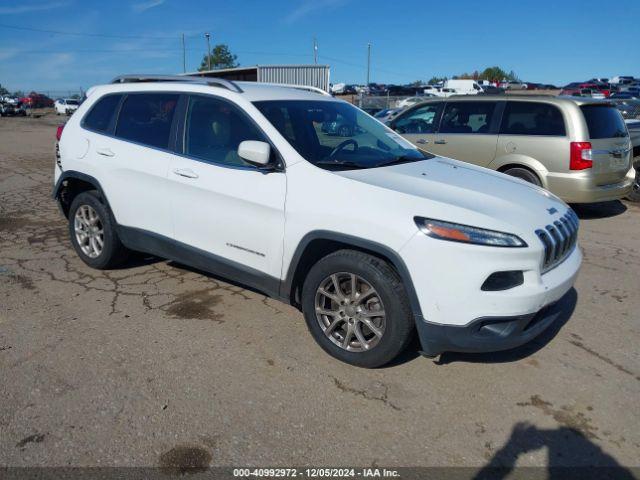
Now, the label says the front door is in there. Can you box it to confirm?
[168,94,287,280]
[391,102,443,154]
[430,100,500,167]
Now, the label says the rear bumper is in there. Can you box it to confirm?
[545,169,634,203]
[416,290,572,357]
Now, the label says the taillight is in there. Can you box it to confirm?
[570,142,593,170]
[56,124,64,141]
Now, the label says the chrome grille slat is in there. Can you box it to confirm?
[537,209,579,273]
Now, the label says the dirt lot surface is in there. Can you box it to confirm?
[1,114,639,472]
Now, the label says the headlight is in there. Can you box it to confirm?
[414,217,527,247]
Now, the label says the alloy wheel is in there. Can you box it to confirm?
[314,272,386,352]
[74,205,104,258]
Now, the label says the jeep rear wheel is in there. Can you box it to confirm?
[68,191,129,269]
[301,250,414,368]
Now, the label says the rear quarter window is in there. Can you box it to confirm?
[500,102,566,136]
[580,105,628,139]
[82,94,122,133]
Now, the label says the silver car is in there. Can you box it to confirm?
[389,96,634,203]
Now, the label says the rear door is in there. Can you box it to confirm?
[430,100,500,166]
[492,101,570,173]
[580,104,632,185]
[92,92,179,237]
[390,102,443,153]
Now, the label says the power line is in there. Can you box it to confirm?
[0,23,181,40]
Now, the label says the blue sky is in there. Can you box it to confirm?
[0,0,638,93]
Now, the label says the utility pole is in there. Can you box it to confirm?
[181,33,186,73]
[313,37,318,64]
[204,32,211,71]
[366,42,371,86]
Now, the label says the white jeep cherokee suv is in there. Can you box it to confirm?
[53,75,582,367]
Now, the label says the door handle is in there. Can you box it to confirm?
[416,139,429,144]
[96,148,115,157]
[434,139,447,145]
[172,168,199,179]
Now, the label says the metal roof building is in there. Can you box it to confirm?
[184,64,331,92]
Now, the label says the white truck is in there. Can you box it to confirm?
[444,79,484,95]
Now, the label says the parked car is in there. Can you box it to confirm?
[373,107,402,124]
[610,92,639,100]
[395,95,434,109]
[612,99,640,119]
[625,119,640,202]
[54,74,583,367]
[55,98,80,115]
[321,115,361,137]
[0,100,26,116]
[478,85,505,95]
[388,96,633,203]
[19,92,54,108]
[500,81,528,90]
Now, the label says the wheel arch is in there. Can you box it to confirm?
[281,231,423,320]
[53,171,111,218]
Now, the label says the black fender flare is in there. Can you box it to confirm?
[280,230,423,321]
[52,170,113,204]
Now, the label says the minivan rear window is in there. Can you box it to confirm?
[115,93,179,149]
[500,102,566,136]
[83,94,122,133]
[580,105,628,139]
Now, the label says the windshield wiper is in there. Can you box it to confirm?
[315,159,368,169]
[374,155,428,168]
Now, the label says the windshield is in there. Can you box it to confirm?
[66,99,79,105]
[253,100,432,170]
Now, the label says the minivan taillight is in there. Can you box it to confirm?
[56,124,64,141]
[570,142,593,170]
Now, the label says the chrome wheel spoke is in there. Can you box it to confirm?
[314,272,386,353]
[341,326,354,349]
[318,287,340,303]
[360,317,383,338]
[330,274,345,299]
[74,205,103,258]
[353,323,369,349]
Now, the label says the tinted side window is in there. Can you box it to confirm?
[440,101,497,134]
[500,102,566,136]
[580,105,628,139]
[83,94,122,133]
[115,93,179,149]
[184,95,266,167]
[394,104,442,134]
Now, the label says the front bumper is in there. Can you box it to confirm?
[415,291,572,357]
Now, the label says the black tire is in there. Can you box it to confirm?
[502,167,542,186]
[68,190,129,269]
[627,171,640,202]
[301,250,414,368]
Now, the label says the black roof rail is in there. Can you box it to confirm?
[110,74,243,93]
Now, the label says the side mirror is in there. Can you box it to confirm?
[238,140,271,167]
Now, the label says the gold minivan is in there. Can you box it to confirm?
[388,96,634,203]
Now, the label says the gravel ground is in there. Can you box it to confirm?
[0,113,639,473]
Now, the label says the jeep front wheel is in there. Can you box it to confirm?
[301,250,414,368]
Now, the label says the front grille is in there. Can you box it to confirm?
[535,209,579,273]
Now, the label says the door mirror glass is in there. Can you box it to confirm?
[238,140,271,166]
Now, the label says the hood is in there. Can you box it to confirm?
[334,157,569,236]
